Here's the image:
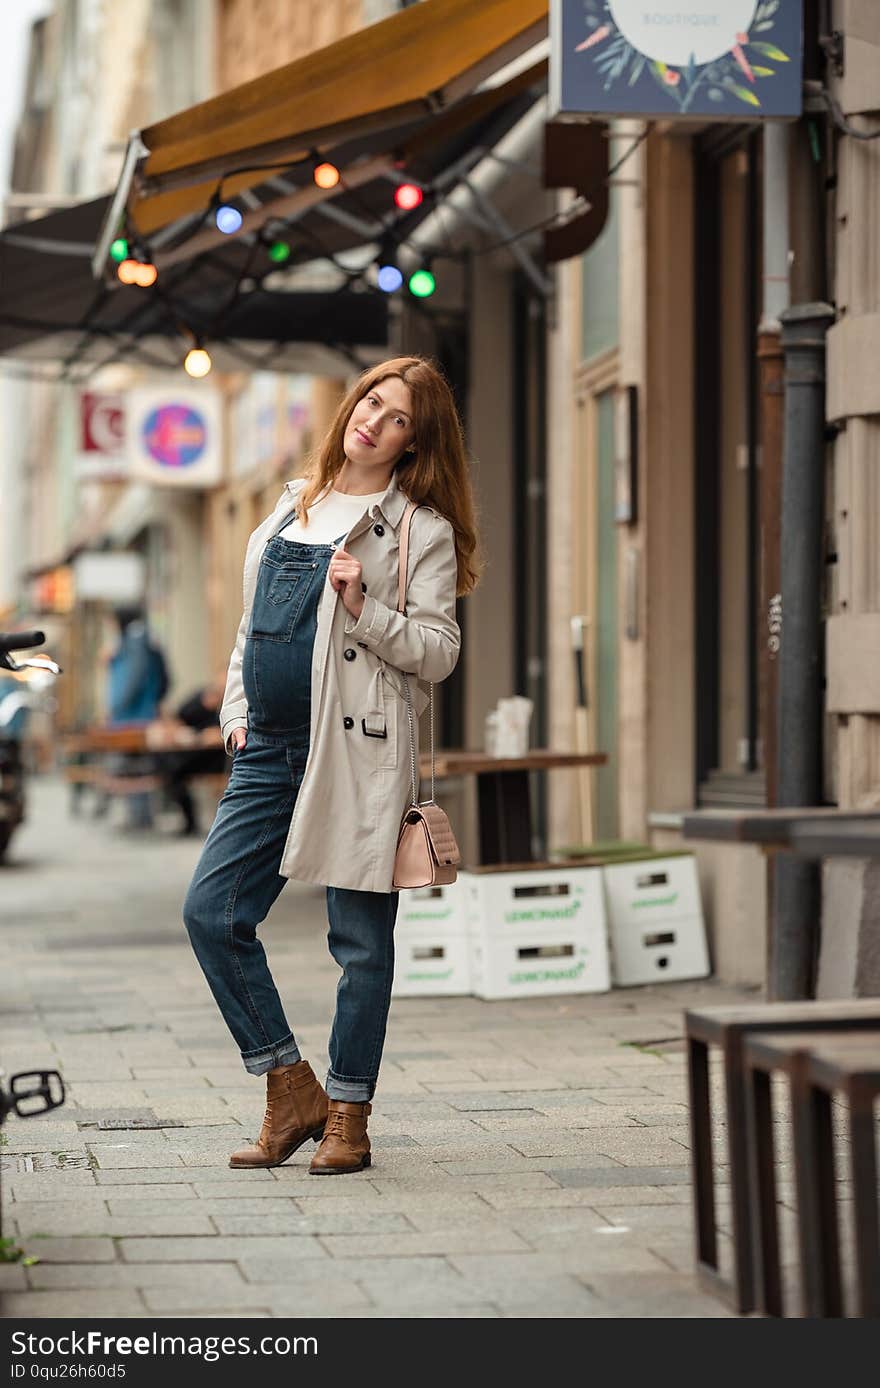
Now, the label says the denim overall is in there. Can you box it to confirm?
[183,513,400,1100]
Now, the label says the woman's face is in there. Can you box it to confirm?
[343,376,416,474]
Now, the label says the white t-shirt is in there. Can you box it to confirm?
[278,487,387,546]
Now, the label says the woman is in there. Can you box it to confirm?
[183,356,480,1175]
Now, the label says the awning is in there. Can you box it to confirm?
[0,196,390,378]
[0,55,549,375]
[119,0,548,245]
[0,1,563,375]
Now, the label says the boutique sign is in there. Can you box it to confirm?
[551,1,803,119]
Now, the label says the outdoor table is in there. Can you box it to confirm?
[744,1028,880,1318]
[681,806,880,852]
[685,999,880,1315]
[73,723,224,753]
[427,749,606,865]
[788,818,880,859]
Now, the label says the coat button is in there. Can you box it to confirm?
[344,648,356,661]
[343,716,354,730]
[373,523,384,536]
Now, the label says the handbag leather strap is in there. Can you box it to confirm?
[395,498,437,808]
[397,498,420,615]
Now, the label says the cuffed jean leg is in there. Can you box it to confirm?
[183,736,305,1075]
[325,886,399,1102]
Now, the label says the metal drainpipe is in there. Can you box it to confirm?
[770,301,835,999]
[758,122,789,995]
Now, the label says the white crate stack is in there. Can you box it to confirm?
[461,865,612,1000]
[391,879,471,997]
[601,854,710,985]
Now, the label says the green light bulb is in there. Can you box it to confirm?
[268,240,291,264]
[408,268,436,298]
[110,237,129,264]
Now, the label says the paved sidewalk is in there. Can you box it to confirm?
[1,777,751,1319]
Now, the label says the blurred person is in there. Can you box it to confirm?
[162,670,228,836]
[105,606,169,830]
[183,357,479,1176]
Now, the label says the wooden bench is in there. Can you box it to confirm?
[744,1029,880,1318]
[685,999,880,1313]
[59,726,229,822]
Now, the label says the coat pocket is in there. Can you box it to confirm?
[381,664,430,717]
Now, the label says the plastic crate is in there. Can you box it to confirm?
[392,924,471,997]
[602,855,710,985]
[461,865,611,999]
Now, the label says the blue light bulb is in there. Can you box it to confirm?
[216,204,243,234]
[377,264,403,293]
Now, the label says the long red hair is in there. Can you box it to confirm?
[295,356,482,597]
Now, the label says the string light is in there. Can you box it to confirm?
[314,161,340,189]
[377,263,403,293]
[394,183,423,211]
[184,346,212,378]
[268,240,291,263]
[408,267,436,298]
[110,237,129,263]
[215,204,243,234]
[117,257,158,287]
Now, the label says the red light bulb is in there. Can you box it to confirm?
[394,183,423,211]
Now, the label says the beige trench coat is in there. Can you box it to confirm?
[218,467,461,892]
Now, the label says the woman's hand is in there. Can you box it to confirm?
[328,547,365,622]
[231,728,247,753]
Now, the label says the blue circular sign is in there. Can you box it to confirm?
[142,403,207,469]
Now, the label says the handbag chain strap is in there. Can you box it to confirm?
[398,500,435,811]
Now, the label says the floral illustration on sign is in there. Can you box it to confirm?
[575,1,791,114]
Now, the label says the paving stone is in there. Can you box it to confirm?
[1,1291,146,1317]
[549,1165,693,1188]
[505,1132,691,1163]
[8,1237,117,1263]
[582,1271,736,1318]
[88,1145,183,1169]
[291,1254,474,1309]
[93,1166,270,1185]
[604,1204,697,1230]
[319,1228,530,1258]
[433,1152,615,1175]
[6,1171,98,1199]
[476,1186,682,1212]
[27,1263,253,1292]
[13,1208,217,1238]
[0,1264,28,1291]
[291,1191,490,1217]
[103,1196,232,1218]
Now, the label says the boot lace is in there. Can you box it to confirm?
[324,1109,350,1140]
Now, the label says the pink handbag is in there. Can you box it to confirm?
[391,501,460,889]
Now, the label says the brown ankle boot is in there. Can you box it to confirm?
[309,1099,372,1175]
[229,1060,327,1169]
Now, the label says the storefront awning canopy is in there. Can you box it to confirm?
[0,0,556,377]
[122,0,548,242]
[0,196,390,379]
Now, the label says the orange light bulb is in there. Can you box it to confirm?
[313,162,340,190]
